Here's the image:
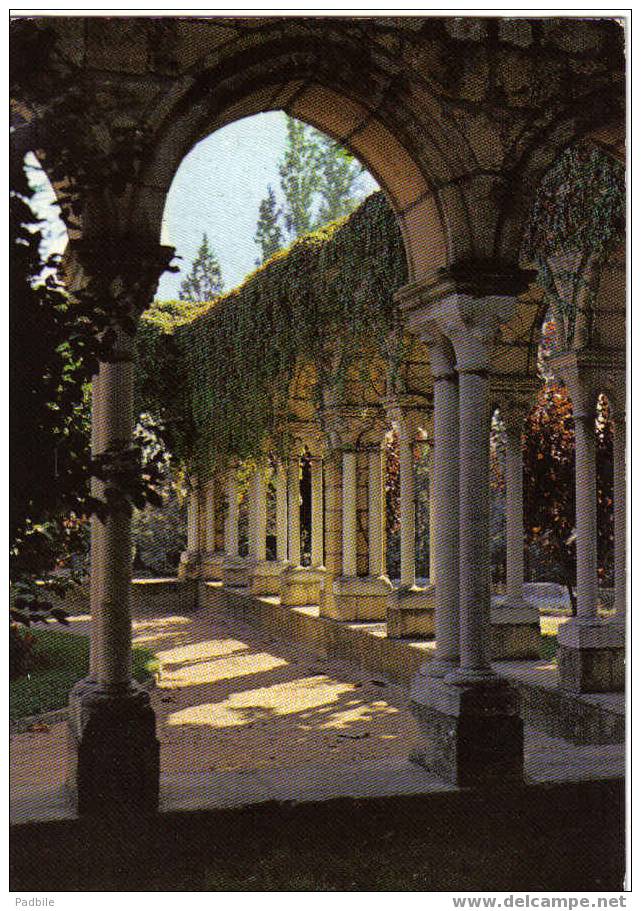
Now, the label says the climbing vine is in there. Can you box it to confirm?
[523,144,625,347]
[137,192,407,479]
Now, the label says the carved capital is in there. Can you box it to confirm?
[550,349,625,420]
[319,405,386,452]
[65,236,176,319]
[383,394,433,443]
[491,376,539,429]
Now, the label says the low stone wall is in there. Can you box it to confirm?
[131,578,198,615]
[201,583,625,745]
[200,583,429,687]
[25,578,198,619]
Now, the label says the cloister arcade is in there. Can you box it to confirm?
[11,16,626,815]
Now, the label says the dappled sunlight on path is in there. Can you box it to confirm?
[10,605,420,795]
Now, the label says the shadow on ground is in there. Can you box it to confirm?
[10,778,624,891]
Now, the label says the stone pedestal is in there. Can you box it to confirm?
[178,550,200,580]
[249,559,286,597]
[490,601,541,660]
[329,575,393,621]
[557,620,624,693]
[68,678,159,815]
[410,672,524,787]
[387,584,436,638]
[222,555,250,588]
[201,550,225,581]
[280,565,324,607]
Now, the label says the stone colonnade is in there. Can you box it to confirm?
[74,261,625,811]
[550,351,626,693]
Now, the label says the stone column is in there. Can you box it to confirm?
[204,481,216,554]
[385,399,435,639]
[275,461,289,565]
[491,401,540,660]
[454,366,494,681]
[224,470,239,558]
[287,456,301,567]
[248,468,267,563]
[71,339,159,810]
[505,421,525,604]
[178,481,201,580]
[280,454,324,606]
[398,433,416,589]
[426,357,459,674]
[575,410,599,622]
[341,450,358,577]
[222,467,248,586]
[310,457,324,568]
[368,447,385,578]
[427,447,436,584]
[248,465,282,596]
[612,411,626,625]
[187,488,199,553]
[553,354,624,692]
[67,239,172,815]
[201,478,225,581]
[396,285,524,788]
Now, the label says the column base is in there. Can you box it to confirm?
[279,565,325,607]
[249,560,287,596]
[222,555,250,588]
[178,550,200,580]
[557,619,625,693]
[201,550,225,581]
[409,673,524,788]
[67,678,159,816]
[491,600,541,660]
[326,575,393,621]
[387,584,436,638]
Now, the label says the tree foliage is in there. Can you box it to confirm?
[255,117,367,263]
[279,118,322,239]
[316,136,364,225]
[180,233,224,302]
[254,186,283,265]
[10,158,92,624]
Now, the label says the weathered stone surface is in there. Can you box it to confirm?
[222,556,250,588]
[279,566,324,607]
[558,644,625,694]
[330,575,393,622]
[387,585,436,639]
[491,605,541,660]
[68,678,159,816]
[410,675,524,787]
[248,559,286,597]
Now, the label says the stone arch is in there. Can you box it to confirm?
[130,27,474,283]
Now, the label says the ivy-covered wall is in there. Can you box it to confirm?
[136,191,407,480]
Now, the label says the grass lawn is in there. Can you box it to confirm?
[10,627,158,722]
[540,631,558,660]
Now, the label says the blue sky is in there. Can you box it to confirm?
[28,111,378,299]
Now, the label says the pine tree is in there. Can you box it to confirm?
[316,136,364,226]
[179,233,224,303]
[279,118,321,239]
[254,185,283,264]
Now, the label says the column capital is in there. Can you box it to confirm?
[66,236,176,319]
[550,348,625,421]
[395,264,536,373]
[319,405,386,453]
[383,394,432,443]
[286,419,324,457]
[491,376,539,429]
